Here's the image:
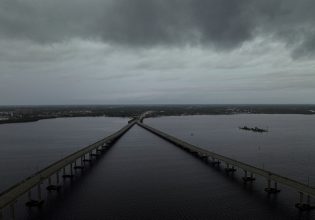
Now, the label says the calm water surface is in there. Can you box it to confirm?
[0,115,314,219]
[147,114,315,184]
[0,117,127,191]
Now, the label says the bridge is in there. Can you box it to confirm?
[0,116,314,219]
[0,121,136,219]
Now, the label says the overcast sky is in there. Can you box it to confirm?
[0,0,315,105]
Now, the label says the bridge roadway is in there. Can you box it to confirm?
[0,118,314,218]
[136,121,315,210]
[0,121,136,218]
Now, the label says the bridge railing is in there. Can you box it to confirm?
[0,121,136,212]
[137,121,315,208]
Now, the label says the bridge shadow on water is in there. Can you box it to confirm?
[21,125,313,220]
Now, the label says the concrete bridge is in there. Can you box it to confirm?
[0,121,136,219]
[136,121,315,211]
[0,118,314,219]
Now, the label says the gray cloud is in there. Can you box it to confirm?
[1,0,315,105]
[1,0,315,55]
[0,40,314,105]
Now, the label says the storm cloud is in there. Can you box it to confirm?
[0,0,315,105]
[1,0,315,55]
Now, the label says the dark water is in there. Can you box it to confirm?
[147,115,315,184]
[0,117,127,191]
[6,125,313,219]
[0,115,314,219]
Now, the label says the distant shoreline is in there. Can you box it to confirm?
[1,111,314,125]
[1,104,315,125]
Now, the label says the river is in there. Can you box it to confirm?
[0,117,128,192]
[0,115,314,219]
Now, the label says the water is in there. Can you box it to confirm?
[0,115,314,219]
[147,114,315,184]
[0,117,128,192]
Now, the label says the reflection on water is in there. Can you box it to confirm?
[147,115,315,184]
[0,117,127,191]
[22,125,313,220]
[0,115,314,219]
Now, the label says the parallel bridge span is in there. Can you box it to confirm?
[137,121,315,210]
[0,121,136,217]
[0,118,314,218]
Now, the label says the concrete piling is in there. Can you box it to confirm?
[56,171,60,184]
[28,190,31,201]
[225,163,236,173]
[209,158,220,166]
[0,122,136,217]
[47,174,61,192]
[295,192,314,211]
[102,144,108,150]
[25,184,44,207]
[10,203,15,220]
[242,170,255,182]
[74,158,84,170]
[83,153,92,163]
[62,165,74,179]
[307,195,311,205]
[265,179,280,193]
[37,183,42,201]
[70,163,73,176]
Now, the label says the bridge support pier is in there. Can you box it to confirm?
[57,170,60,184]
[28,190,31,201]
[70,163,73,175]
[0,123,135,218]
[295,192,314,211]
[209,158,221,166]
[198,153,208,161]
[102,143,108,150]
[62,164,74,179]
[225,163,236,173]
[26,183,44,207]
[97,145,106,153]
[242,170,255,182]
[46,175,61,191]
[83,154,91,163]
[192,151,199,157]
[91,150,99,158]
[38,183,42,200]
[264,179,280,193]
[10,202,15,220]
[74,158,84,170]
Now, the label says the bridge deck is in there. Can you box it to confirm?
[1,119,314,213]
[137,122,315,197]
[0,122,135,210]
